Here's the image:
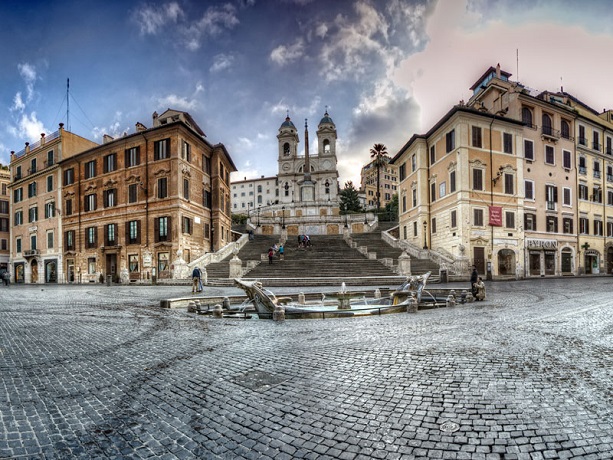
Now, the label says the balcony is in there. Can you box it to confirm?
[28,167,37,175]
[546,201,556,211]
[608,174,613,183]
[541,126,560,141]
[594,170,601,179]
[578,137,588,147]
[607,147,613,155]
[593,142,602,152]
[24,249,40,257]
[579,166,587,175]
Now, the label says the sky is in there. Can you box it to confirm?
[2,0,613,187]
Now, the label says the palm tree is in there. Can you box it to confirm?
[369,143,388,210]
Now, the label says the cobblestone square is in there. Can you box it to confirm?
[0,278,611,459]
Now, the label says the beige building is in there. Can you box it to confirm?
[360,156,398,210]
[8,125,98,283]
[60,109,236,284]
[0,165,10,274]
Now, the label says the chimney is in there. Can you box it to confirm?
[25,142,30,154]
[10,151,15,162]
[496,63,501,79]
[59,123,64,131]
[135,122,147,132]
[40,133,46,145]
[103,134,114,144]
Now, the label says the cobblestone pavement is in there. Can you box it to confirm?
[0,278,612,460]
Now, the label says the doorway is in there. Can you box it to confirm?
[106,254,117,280]
[30,259,39,283]
[473,247,485,275]
[561,249,572,274]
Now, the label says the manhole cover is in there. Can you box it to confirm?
[232,370,287,391]
[440,421,460,433]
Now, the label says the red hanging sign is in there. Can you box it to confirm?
[489,206,502,226]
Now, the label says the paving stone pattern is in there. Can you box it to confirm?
[0,279,611,459]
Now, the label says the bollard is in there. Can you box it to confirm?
[460,290,467,304]
[187,300,197,313]
[212,304,223,318]
[406,294,418,313]
[374,288,381,299]
[223,297,231,310]
[298,292,306,304]
[273,304,285,322]
[466,292,474,303]
[446,295,456,308]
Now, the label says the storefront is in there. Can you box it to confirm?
[525,238,573,277]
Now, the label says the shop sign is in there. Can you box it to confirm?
[489,206,502,226]
[526,238,558,250]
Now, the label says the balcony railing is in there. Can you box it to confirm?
[607,174,613,182]
[28,167,36,175]
[593,142,602,152]
[546,201,556,211]
[607,147,613,155]
[578,137,588,146]
[541,126,560,139]
[523,122,537,130]
[24,249,40,256]
[594,170,601,179]
[579,166,587,174]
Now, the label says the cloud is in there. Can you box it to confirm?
[210,53,235,73]
[157,94,198,111]
[183,3,239,51]
[133,2,183,35]
[11,92,25,112]
[270,39,305,66]
[91,111,129,140]
[11,112,48,142]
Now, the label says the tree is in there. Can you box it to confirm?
[339,181,362,214]
[369,143,388,209]
[383,193,398,222]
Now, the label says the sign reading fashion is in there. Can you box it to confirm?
[526,238,558,250]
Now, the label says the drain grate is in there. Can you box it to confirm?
[440,421,460,433]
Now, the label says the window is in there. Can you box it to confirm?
[203,155,211,174]
[429,146,435,164]
[579,125,586,146]
[504,173,514,195]
[524,140,534,161]
[524,213,536,231]
[609,166,613,182]
[474,208,484,226]
[45,202,55,219]
[47,175,53,192]
[155,216,170,242]
[431,218,436,234]
[129,254,139,273]
[542,114,553,136]
[85,193,97,212]
[28,181,37,198]
[104,153,116,173]
[608,222,613,237]
[472,126,482,148]
[607,137,613,155]
[14,188,23,203]
[451,210,457,228]
[439,182,446,198]
[412,189,417,207]
[411,154,416,172]
[525,180,534,200]
[545,145,555,165]
[125,147,140,167]
[47,150,54,166]
[546,216,558,233]
[30,158,37,174]
[182,141,191,162]
[413,221,417,237]
[594,161,601,179]
[593,131,601,151]
[183,178,190,200]
[579,217,589,234]
[399,163,406,181]
[129,184,138,203]
[65,199,73,216]
[503,133,512,154]
[30,235,36,251]
[563,150,572,170]
[593,187,602,203]
[64,168,75,185]
[65,231,75,250]
[579,184,588,200]
[446,130,455,152]
[561,120,570,139]
[401,195,406,213]
[158,177,168,199]
[579,156,586,174]
[105,224,117,246]
[154,139,170,160]
[28,206,38,223]
[104,189,117,208]
[16,238,21,253]
[203,189,211,208]
[85,160,96,179]
[0,200,7,214]
[563,218,573,234]
[522,107,533,127]
[472,169,483,191]
[450,170,456,193]
[126,220,140,245]
[594,220,603,236]
[563,187,571,206]
[505,211,515,229]
[86,227,97,249]
[182,216,192,234]
[545,185,557,211]
[608,190,613,206]
[430,182,436,202]
[15,165,22,180]
[14,210,23,226]
[88,258,96,274]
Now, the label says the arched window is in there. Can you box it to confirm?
[522,107,533,127]
[284,182,289,197]
[561,120,570,139]
[283,143,290,156]
[323,139,330,154]
[542,113,552,136]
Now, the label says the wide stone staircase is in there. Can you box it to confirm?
[204,235,279,280]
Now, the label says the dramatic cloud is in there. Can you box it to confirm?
[133,2,183,35]
[183,3,240,50]
[10,112,48,142]
[270,39,305,66]
[210,53,235,73]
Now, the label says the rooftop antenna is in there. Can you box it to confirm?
[560,76,564,93]
[66,78,70,131]
[516,49,519,81]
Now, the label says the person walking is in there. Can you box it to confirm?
[470,266,478,297]
[191,266,201,294]
[278,244,284,261]
[268,247,274,265]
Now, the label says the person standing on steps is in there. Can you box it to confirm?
[268,247,274,265]
[278,244,284,261]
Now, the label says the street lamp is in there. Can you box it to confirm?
[423,220,428,250]
[281,206,286,229]
[257,205,261,227]
[344,214,348,228]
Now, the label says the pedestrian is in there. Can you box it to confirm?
[470,266,478,297]
[268,247,274,265]
[192,266,201,294]
[474,277,486,301]
[1,271,8,286]
[278,244,284,261]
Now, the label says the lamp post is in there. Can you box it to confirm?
[344,214,348,228]
[257,205,261,228]
[281,206,286,229]
[423,220,428,250]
